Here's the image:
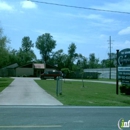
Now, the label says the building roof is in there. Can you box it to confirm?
[33,63,45,69]
[2,63,18,69]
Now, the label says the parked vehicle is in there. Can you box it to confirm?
[40,71,63,80]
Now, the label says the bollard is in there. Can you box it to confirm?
[56,76,59,96]
[59,77,62,95]
[56,76,62,96]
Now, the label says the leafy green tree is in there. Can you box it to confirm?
[22,36,34,52]
[16,36,36,65]
[35,33,56,63]
[88,53,99,68]
[67,43,78,70]
[101,53,116,68]
[8,49,18,65]
[48,49,69,69]
[0,28,10,68]
[61,68,70,78]
[76,54,88,69]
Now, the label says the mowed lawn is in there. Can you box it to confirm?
[35,79,130,106]
[0,78,14,92]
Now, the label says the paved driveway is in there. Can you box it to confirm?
[0,78,63,105]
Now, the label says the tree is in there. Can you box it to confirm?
[101,53,116,68]
[16,36,36,65]
[0,27,10,68]
[49,49,67,69]
[67,43,78,70]
[88,53,99,68]
[22,36,34,52]
[35,33,56,63]
[8,49,18,65]
[76,54,88,69]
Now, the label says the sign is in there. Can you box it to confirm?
[118,118,130,130]
[118,48,130,85]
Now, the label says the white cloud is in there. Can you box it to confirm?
[35,29,88,44]
[86,14,102,20]
[93,1,130,12]
[118,27,130,35]
[99,34,108,39]
[124,40,130,45]
[86,14,114,23]
[0,1,14,11]
[62,13,102,20]
[112,40,130,51]
[58,12,114,24]
[20,0,37,9]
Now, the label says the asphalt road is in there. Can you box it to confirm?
[0,106,130,130]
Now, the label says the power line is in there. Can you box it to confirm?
[28,0,130,14]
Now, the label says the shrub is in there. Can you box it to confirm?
[120,84,130,95]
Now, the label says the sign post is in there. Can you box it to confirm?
[116,50,119,95]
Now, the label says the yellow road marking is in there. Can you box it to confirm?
[0,125,62,128]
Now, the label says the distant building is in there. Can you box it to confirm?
[16,63,58,77]
[84,68,116,79]
[0,62,58,77]
[0,63,18,77]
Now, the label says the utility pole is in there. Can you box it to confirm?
[109,36,112,79]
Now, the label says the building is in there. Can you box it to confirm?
[84,68,116,79]
[0,62,58,77]
[0,63,18,77]
[16,63,58,77]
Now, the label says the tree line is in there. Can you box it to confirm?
[0,27,116,72]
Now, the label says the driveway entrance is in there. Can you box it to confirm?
[0,78,63,105]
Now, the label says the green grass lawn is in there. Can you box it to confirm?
[0,78,14,92]
[35,79,130,106]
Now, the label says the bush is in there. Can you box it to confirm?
[120,85,126,93]
[66,71,100,79]
[120,84,130,95]
[84,72,100,79]
[22,74,27,77]
[61,68,70,78]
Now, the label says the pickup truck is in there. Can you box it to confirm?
[40,71,63,80]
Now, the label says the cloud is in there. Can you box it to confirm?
[58,12,114,24]
[0,1,14,11]
[20,0,37,9]
[62,13,101,20]
[86,14,102,20]
[35,29,88,44]
[113,40,130,50]
[118,27,130,35]
[99,34,108,39]
[92,1,130,12]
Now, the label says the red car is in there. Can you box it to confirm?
[40,71,63,80]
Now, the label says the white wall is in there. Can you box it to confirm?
[84,68,116,79]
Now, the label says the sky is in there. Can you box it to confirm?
[0,0,130,61]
